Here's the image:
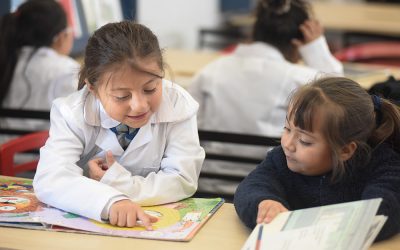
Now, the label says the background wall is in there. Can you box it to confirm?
[137,0,221,50]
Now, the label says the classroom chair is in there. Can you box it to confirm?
[196,130,280,202]
[334,41,400,66]
[0,130,49,176]
[0,108,50,136]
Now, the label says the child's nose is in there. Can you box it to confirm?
[283,134,296,152]
[130,93,148,112]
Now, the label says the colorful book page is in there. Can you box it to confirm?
[0,177,224,241]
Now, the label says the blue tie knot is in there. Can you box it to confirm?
[110,123,139,149]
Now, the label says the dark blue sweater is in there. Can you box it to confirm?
[234,144,400,241]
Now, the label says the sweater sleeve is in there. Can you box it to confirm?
[234,147,289,229]
[361,147,400,241]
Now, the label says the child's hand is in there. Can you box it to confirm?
[292,19,323,47]
[109,200,158,230]
[257,200,288,224]
[88,151,115,181]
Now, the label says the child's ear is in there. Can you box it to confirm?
[86,79,95,93]
[339,141,357,161]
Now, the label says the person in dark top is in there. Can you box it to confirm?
[234,76,400,241]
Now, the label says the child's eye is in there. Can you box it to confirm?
[144,88,156,94]
[114,95,130,101]
[283,126,291,132]
[299,139,312,146]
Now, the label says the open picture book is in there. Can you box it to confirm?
[241,198,386,250]
[0,177,224,241]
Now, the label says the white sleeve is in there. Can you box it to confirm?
[33,101,124,222]
[99,115,205,206]
[299,36,344,75]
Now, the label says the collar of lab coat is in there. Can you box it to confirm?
[81,80,198,156]
[233,42,286,62]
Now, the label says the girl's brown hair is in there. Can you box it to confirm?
[78,21,164,90]
[287,77,400,180]
[253,0,311,62]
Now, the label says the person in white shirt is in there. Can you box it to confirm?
[33,21,205,229]
[0,0,79,138]
[188,0,344,196]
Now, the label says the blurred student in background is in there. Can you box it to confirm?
[0,0,79,141]
[188,0,343,196]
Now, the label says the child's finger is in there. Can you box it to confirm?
[117,211,127,227]
[257,206,269,224]
[137,210,153,231]
[106,150,115,167]
[149,215,159,223]
[264,206,280,223]
[126,211,137,228]
[109,209,118,226]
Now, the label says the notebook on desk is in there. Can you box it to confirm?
[0,177,224,241]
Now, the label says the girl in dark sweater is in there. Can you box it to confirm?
[234,77,400,241]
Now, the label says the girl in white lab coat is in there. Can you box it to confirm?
[188,0,344,195]
[0,0,79,137]
[33,21,205,229]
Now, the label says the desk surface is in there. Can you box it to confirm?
[229,1,400,37]
[164,49,400,90]
[1,203,399,250]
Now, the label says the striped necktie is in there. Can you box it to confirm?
[110,123,139,150]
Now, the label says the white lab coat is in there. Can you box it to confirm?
[33,80,205,221]
[188,36,343,195]
[0,46,80,143]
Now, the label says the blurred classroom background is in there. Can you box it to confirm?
[1,0,399,56]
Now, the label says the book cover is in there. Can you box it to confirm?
[0,177,224,241]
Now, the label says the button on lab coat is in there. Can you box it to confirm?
[33,80,205,221]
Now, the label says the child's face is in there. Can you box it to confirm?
[92,60,162,128]
[281,114,333,176]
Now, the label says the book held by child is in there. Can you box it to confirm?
[241,199,386,250]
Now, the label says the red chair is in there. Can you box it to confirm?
[0,130,49,176]
[334,42,400,66]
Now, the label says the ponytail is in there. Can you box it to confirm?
[369,98,400,153]
[0,13,19,108]
[0,0,67,108]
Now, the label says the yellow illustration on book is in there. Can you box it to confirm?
[0,178,224,241]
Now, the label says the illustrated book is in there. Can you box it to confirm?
[0,177,224,241]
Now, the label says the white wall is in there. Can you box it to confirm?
[137,0,221,50]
